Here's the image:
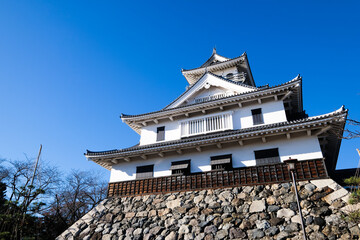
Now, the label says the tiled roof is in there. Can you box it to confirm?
[87,107,347,157]
[121,76,301,119]
[182,53,245,73]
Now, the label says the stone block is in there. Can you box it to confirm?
[166,199,181,209]
[323,188,348,204]
[249,200,266,213]
[277,208,295,218]
[311,179,334,189]
[125,212,136,218]
[291,215,302,224]
[341,203,360,214]
[328,182,342,191]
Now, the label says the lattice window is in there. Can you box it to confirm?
[210,154,232,170]
[251,108,264,125]
[136,165,154,179]
[254,148,280,166]
[156,126,165,141]
[181,112,233,137]
[170,160,191,175]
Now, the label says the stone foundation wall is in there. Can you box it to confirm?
[57,178,359,240]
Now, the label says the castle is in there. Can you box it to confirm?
[57,50,358,240]
[85,49,347,197]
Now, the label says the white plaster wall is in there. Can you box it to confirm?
[110,136,323,182]
[140,101,287,146]
[140,120,180,145]
[234,101,287,129]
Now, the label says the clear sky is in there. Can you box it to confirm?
[0,1,359,181]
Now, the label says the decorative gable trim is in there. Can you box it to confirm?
[165,72,257,109]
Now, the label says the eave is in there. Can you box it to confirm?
[87,107,347,171]
[182,54,246,85]
[121,77,303,134]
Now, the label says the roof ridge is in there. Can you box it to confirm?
[182,52,245,73]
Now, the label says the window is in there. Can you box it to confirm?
[170,160,191,175]
[136,165,154,179]
[181,112,233,137]
[252,108,264,125]
[254,148,280,166]
[156,126,165,141]
[210,154,232,170]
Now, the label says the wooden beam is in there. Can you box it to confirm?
[315,126,332,136]
[141,155,147,160]
[142,122,147,126]
[262,137,266,143]
[216,143,222,149]
[202,110,206,114]
[196,146,201,152]
[238,140,244,146]
[258,99,262,104]
[238,102,242,107]
[185,113,189,117]
[158,152,164,157]
[307,130,311,136]
[154,119,159,124]
[274,95,278,101]
[280,91,293,101]
[169,116,174,121]
[219,106,224,111]
[286,133,291,139]
[176,149,182,154]
[111,159,119,164]
[124,157,130,162]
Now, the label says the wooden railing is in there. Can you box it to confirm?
[107,159,328,198]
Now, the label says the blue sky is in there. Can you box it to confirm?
[0,1,359,180]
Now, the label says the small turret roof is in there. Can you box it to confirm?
[181,50,255,86]
[199,48,230,68]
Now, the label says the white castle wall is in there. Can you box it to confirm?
[139,101,287,146]
[110,136,322,182]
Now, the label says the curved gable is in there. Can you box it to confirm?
[165,72,257,109]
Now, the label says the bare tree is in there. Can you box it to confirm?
[342,118,360,139]
[45,170,107,230]
[0,159,10,182]
[0,157,61,239]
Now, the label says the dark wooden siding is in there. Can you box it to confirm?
[107,159,327,198]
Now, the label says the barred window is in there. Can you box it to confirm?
[157,126,165,141]
[170,160,191,175]
[136,165,154,179]
[210,154,232,170]
[251,108,264,125]
[254,148,280,166]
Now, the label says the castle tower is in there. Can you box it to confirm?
[85,50,347,197]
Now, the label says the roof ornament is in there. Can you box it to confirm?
[212,47,217,55]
